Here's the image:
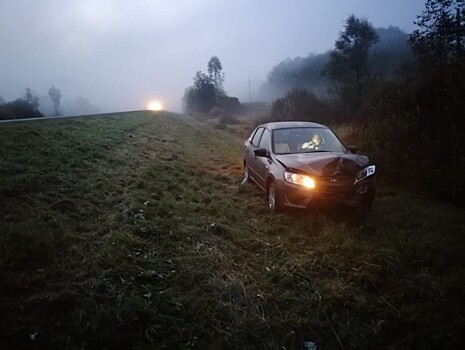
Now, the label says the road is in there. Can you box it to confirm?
[0,110,144,124]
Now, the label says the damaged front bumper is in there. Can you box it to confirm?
[279,165,376,208]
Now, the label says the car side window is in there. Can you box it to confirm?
[251,128,264,147]
[258,129,269,150]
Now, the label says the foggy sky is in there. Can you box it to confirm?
[0,0,426,114]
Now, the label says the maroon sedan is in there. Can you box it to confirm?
[243,121,376,211]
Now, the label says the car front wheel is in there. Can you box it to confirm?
[362,183,376,208]
[267,181,282,212]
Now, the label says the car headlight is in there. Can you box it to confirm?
[284,171,315,189]
[355,165,376,184]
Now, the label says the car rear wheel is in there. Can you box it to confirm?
[243,163,254,184]
[267,181,282,212]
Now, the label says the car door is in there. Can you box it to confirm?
[244,127,265,184]
[253,128,272,190]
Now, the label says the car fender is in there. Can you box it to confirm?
[265,173,277,190]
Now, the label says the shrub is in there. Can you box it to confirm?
[348,71,465,205]
[0,99,43,120]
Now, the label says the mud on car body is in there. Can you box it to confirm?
[243,121,376,211]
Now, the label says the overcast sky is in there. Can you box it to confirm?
[0,0,426,113]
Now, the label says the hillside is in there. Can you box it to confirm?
[1,111,464,349]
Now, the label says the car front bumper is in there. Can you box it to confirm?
[277,176,375,208]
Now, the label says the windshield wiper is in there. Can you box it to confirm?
[300,149,330,153]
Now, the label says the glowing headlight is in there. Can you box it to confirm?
[284,171,315,189]
[147,101,163,111]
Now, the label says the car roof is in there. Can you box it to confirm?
[258,121,328,129]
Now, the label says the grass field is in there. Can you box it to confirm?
[1,111,464,349]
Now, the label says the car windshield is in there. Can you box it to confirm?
[272,127,347,154]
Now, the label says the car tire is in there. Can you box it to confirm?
[243,164,253,184]
[362,183,376,208]
[267,181,282,212]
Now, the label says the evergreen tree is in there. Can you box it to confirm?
[207,56,225,97]
[410,0,465,69]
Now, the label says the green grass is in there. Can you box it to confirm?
[1,111,464,349]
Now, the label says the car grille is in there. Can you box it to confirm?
[316,175,355,193]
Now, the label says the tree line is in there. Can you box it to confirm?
[0,86,62,120]
[182,56,244,125]
[258,25,413,103]
[261,0,465,204]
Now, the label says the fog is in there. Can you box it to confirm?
[0,0,425,115]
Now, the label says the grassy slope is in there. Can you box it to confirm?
[0,111,464,349]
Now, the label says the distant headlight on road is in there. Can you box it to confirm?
[147,101,163,111]
[284,171,315,189]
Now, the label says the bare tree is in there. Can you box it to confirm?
[48,86,62,116]
[23,88,40,114]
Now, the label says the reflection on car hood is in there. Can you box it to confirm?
[275,152,370,176]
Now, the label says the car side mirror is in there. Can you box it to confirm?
[254,148,268,157]
[347,145,358,154]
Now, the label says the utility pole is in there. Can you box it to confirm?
[248,78,251,102]
[457,7,462,63]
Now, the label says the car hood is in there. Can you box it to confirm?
[275,152,370,177]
